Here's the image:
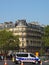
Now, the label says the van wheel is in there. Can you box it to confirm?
[15,61,18,64]
[18,61,21,64]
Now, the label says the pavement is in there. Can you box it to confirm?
[0,60,49,65]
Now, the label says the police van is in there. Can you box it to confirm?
[13,52,41,64]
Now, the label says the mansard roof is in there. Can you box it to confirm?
[15,20,28,27]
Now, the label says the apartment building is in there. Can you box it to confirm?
[0,23,4,29]
[4,21,15,28]
[9,20,44,53]
[0,21,15,30]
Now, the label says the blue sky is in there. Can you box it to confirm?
[0,0,49,25]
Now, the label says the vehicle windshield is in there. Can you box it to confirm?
[30,54,35,57]
[16,54,28,57]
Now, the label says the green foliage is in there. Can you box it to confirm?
[42,25,49,46]
[0,30,20,51]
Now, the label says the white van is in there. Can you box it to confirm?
[13,52,41,64]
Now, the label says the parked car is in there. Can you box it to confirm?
[13,52,41,64]
[0,54,4,60]
[40,55,49,63]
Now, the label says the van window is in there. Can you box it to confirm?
[17,54,28,57]
[30,54,35,57]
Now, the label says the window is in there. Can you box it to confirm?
[30,54,35,57]
[30,41,32,45]
[26,40,29,46]
[17,54,28,57]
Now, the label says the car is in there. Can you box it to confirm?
[44,60,49,63]
[0,54,4,61]
[13,52,41,64]
[40,55,49,63]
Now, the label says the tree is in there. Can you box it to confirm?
[42,25,49,53]
[42,25,49,46]
[0,30,20,54]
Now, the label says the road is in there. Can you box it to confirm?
[0,60,49,65]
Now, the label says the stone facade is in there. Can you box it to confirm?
[9,20,44,53]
